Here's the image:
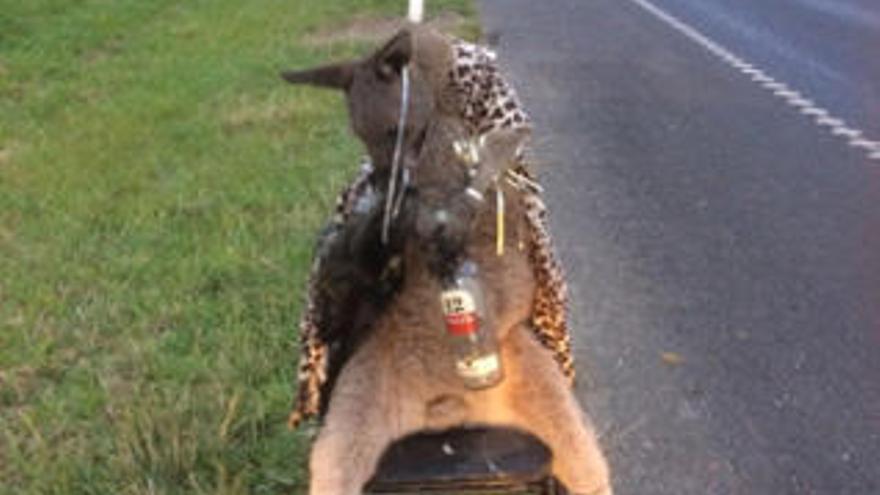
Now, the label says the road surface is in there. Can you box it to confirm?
[478,0,880,493]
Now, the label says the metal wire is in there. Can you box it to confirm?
[381,66,411,244]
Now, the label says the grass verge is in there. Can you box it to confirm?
[0,0,474,493]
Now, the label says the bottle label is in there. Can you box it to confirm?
[456,354,500,380]
[441,289,479,335]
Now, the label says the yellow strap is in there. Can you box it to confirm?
[496,183,505,256]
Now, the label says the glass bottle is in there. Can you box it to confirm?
[439,260,504,389]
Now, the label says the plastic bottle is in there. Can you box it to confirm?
[439,260,504,389]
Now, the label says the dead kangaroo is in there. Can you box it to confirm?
[282,25,612,495]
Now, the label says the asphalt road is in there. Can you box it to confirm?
[478,0,880,493]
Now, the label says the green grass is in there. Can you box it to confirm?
[0,0,474,493]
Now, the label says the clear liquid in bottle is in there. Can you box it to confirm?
[439,261,504,389]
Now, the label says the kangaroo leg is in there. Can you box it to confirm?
[308,347,393,495]
[502,325,612,495]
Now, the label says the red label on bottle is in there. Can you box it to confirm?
[441,289,479,336]
[445,312,478,335]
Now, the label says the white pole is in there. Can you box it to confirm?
[408,0,424,23]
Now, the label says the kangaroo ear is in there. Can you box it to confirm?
[280,61,355,90]
[373,29,413,80]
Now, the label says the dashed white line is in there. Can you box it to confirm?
[786,97,814,108]
[773,88,800,99]
[831,127,861,139]
[627,0,880,162]
[849,138,880,151]
[816,116,844,127]
[800,107,827,118]
[748,73,774,84]
[762,81,787,92]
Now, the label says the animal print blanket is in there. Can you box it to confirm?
[289,38,573,428]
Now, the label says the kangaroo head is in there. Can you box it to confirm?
[282,25,455,175]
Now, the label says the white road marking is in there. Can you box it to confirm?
[848,138,880,151]
[750,73,775,84]
[773,89,800,99]
[831,127,861,139]
[761,81,787,91]
[786,97,814,108]
[816,116,844,127]
[628,0,880,161]
[800,107,827,118]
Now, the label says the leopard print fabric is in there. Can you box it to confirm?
[450,41,531,134]
[289,161,374,428]
[289,40,573,429]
